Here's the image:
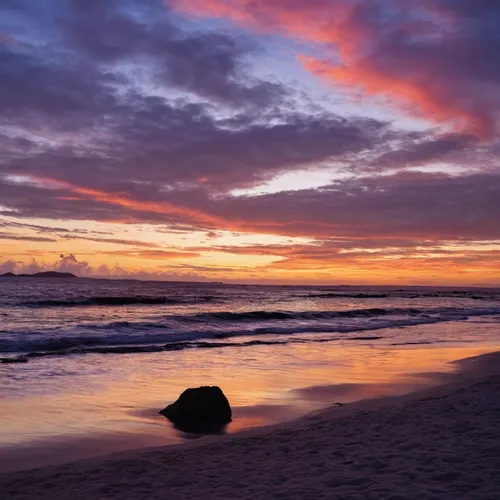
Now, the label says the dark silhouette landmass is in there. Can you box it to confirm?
[0,271,76,279]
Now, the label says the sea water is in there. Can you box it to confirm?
[1,278,500,470]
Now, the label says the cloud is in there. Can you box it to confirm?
[0,218,80,234]
[1,0,499,285]
[0,257,227,281]
[56,253,91,274]
[369,133,477,169]
[4,0,495,227]
[207,172,500,241]
[170,0,500,136]
[66,0,286,109]
[1,0,411,204]
[0,100,400,197]
[0,259,17,274]
[2,170,499,245]
[60,235,161,248]
[163,264,250,272]
[0,50,114,125]
[103,249,201,259]
[1,254,89,276]
[3,240,499,284]
[0,0,284,129]
[0,232,57,242]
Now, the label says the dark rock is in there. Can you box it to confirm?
[160,386,232,431]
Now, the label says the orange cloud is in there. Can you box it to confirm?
[298,55,477,132]
[70,186,223,226]
[104,250,202,259]
[50,179,344,238]
[23,174,219,226]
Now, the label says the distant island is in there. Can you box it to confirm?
[0,271,77,278]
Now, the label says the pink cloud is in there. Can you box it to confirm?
[169,0,500,136]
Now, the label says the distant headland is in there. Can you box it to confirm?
[0,271,77,279]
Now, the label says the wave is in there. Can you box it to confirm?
[1,335,388,363]
[404,293,499,300]
[23,296,188,307]
[0,315,436,354]
[302,293,389,299]
[15,290,500,309]
[189,307,440,322]
[2,306,499,360]
[301,291,500,300]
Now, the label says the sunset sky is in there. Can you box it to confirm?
[0,0,499,285]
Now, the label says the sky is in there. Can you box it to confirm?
[0,0,499,285]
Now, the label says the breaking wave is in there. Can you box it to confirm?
[2,305,500,363]
[22,296,215,307]
[1,335,390,363]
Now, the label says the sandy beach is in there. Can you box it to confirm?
[2,350,499,499]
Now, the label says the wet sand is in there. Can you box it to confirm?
[3,343,498,474]
[2,350,500,499]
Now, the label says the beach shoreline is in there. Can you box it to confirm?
[2,349,500,499]
[2,340,499,475]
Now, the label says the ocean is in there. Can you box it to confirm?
[2,278,500,359]
[1,278,500,470]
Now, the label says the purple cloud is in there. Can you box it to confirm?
[0,0,499,279]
